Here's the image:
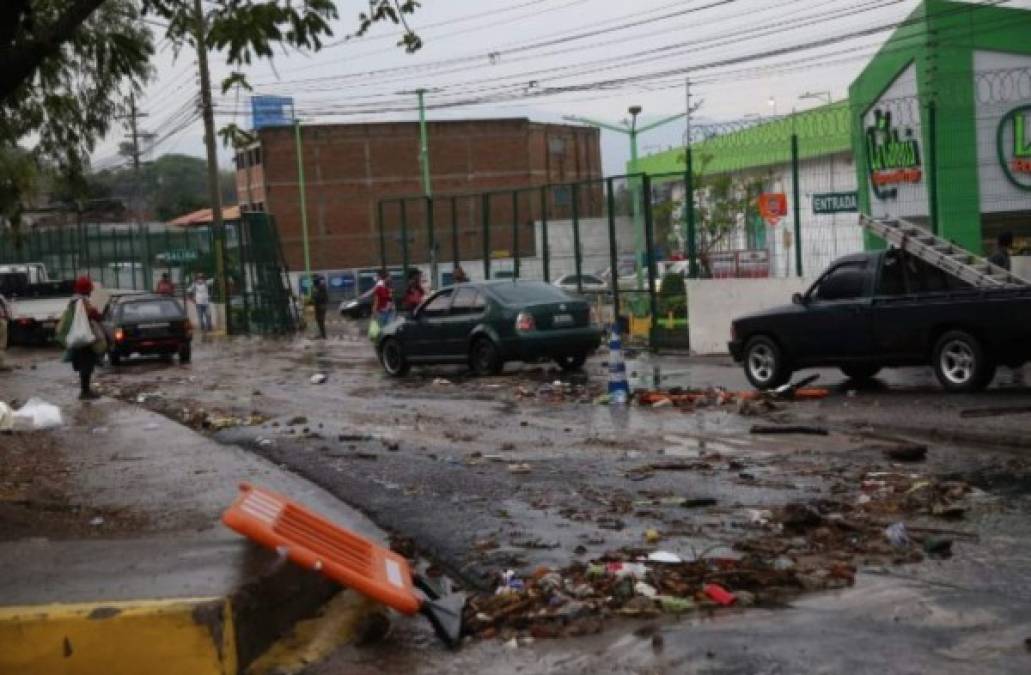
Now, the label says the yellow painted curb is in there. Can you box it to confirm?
[0,597,237,675]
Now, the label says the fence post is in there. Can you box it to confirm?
[142,224,153,291]
[606,178,621,323]
[540,186,550,282]
[642,174,658,344]
[481,193,491,280]
[511,191,520,279]
[685,148,698,278]
[400,198,409,278]
[450,195,459,269]
[571,183,583,293]
[790,133,803,278]
[377,200,386,270]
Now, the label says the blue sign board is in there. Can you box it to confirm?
[251,95,294,130]
[328,272,355,290]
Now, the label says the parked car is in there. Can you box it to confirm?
[728,249,1031,392]
[552,273,608,293]
[102,293,193,365]
[376,280,602,376]
[339,289,374,319]
[1,263,77,344]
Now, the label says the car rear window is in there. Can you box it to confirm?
[120,299,183,320]
[489,281,571,304]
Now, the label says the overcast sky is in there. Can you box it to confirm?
[91,0,1031,175]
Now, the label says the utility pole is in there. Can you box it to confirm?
[293,115,313,297]
[402,88,437,286]
[192,0,229,326]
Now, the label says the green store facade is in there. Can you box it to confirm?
[636,0,1031,267]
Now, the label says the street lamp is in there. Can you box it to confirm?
[563,105,688,288]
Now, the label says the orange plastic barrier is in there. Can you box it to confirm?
[793,388,830,400]
[222,483,421,615]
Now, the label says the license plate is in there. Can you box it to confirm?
[553,313,573,326]
[139,322,169,329]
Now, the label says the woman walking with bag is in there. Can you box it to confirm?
[59,276,104,400]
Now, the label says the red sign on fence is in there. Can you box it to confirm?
[757,193,788,226]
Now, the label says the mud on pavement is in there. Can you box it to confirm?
[24,333,1015,660]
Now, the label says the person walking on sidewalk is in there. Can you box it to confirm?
[187,272,213,332]
[62,276,103,400]
[987,232,1013,271]
[372,269,394,327]
[312,275,329,339]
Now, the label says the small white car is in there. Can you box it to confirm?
[552,273,608,293]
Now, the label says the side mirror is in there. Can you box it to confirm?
[792,292,805,306]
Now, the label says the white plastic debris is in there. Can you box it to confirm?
[0,402,13,432]
[89,516,105,527]
[746,508,773,526]
[310,373,327,384]
[646,550,683,564]
[13,398,63,430]
[432,378,452,386]
[634,581,658,598]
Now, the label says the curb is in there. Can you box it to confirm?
[0,562,373,674]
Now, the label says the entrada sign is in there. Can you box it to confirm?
[998,105,1031,191]
[866,109,922,199]
[812,191,858,214]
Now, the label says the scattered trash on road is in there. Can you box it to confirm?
[433,378,453,386]
[884,522,910,548]
[507,463,533,475]
[0,402,13,431]
[12,398,63,430]
[310,373,328,384]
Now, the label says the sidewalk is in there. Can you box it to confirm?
[0,367,384,674]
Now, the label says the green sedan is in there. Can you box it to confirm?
[376,280,603,376]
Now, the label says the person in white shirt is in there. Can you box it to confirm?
[187,272,213,332]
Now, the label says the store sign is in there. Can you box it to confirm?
[157,249,199,264]
[865,109,922,199]
[998,105,1031,191]
[812,191,858,214]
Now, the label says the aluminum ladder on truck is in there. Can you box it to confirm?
[859,215,1031,288]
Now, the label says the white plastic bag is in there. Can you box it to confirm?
[13,397,63,430]
[66,300,96,350]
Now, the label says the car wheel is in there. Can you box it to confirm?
[380,338,409,376]
[109,352,121,366]
[933,330,994,392]
[555,353,587,372]
[743,335,791,390]
[840,364,881,381]
[179,344,192,364]
[470,337,503,376]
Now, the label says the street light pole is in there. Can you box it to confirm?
[563,107,688,288]
[293,116,312,298]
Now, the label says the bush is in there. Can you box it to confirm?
[659,271,686,297]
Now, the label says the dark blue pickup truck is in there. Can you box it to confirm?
[729,249,1031,392]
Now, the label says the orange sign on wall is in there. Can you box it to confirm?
[757,193,788,225]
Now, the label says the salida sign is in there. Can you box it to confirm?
[998,105,1031,191]
[866,109,922,199]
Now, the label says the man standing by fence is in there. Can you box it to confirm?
[311,275,328,339]
[188,272,213,333]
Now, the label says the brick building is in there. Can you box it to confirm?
[234,118,602,270]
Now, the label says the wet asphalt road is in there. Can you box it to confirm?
[7,323,1031,673]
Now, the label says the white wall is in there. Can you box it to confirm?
[686,277,814,354]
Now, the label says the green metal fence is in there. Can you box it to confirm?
[0,212,298,335]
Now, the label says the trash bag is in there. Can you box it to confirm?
[13,397,63,430]
[64,300,96,350]
[367,318,381,342]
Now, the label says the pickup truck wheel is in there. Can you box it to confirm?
[841,365,881,381]
[743,336,790,390]
[933,330,994,392]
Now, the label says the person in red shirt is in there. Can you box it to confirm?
[156,273,175,296]
[403,269,425,315]
[372,269,394,326]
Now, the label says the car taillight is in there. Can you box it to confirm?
[115,328,125,342]
[516,312,535,332]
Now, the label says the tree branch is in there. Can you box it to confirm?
[0,0,107,103]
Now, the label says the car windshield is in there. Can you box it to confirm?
[119,299,183,321]
[489,281,570,304]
